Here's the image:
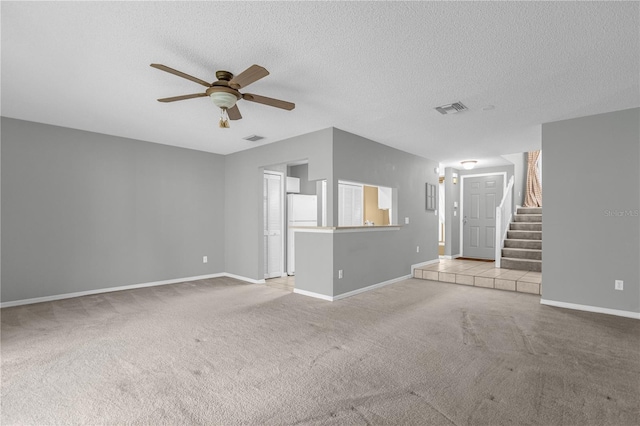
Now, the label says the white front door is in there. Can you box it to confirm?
[263,171,283,278]
[462,174,504,259]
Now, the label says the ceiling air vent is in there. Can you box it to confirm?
[435,102,468,115]
[243,134,265,142]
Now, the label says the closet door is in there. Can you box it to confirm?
[264,172,283,278]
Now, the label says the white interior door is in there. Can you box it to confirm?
[264,172,283,278]
[462,174,504,259]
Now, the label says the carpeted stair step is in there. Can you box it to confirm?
[502,247,542,260]
[514,214,542,223]
[507,230,542,240]
[517,207,542,215]
[501,257,542,272]
[510,222,542,231]
[504,239,542,250]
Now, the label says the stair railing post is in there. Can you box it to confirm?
[496,176,514,269]
[496,207,502,268]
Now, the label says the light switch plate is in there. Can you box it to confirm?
[615,280,623,290]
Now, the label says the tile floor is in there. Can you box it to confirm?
[415,258,541,295]
[265,259,541,296]
[265,275,295,292]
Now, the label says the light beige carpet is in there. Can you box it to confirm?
[2,277,639,425]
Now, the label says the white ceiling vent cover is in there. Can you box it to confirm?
[243,135,265,142]
[435,102,468,115]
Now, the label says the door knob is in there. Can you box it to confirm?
[463,216,468,224]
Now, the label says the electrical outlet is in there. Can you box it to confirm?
[405,217,409,224]
[338,270,343,279]
[416,246,420,253]
[615,280,623,291]
[203,256,208,264]
[454,211,457,216]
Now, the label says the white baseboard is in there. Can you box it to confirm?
[333,275,412,301]
[293,288,334,301]
[540,299,640,320]
[294,274,413,302]
[223,273,266,285]
[440,254,461,260]
[411,259,440,275]
[1,272,266,308]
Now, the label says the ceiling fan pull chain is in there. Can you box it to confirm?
[219,108,230,128]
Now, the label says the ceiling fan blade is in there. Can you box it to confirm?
[229,65,269,89]
[227,104,242,120]
[150,64,212,88]
[157,93,208,103]
[243,93,295,111]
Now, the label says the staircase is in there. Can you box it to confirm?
[501,207,542,272]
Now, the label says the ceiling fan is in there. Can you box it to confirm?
[151,63,295,128]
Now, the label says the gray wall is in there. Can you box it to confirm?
[1,120,442,302]
[288,164,316,195]
[1,117,226,303]
[224,128,334,280]
[542,108,639,314]
[294,231,333,296]
[224,127,438,283]
[332,230,407,296]
[331,129,439,294]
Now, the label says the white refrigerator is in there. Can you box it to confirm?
[287,194,317,275]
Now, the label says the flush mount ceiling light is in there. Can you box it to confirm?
[461,160,478,170]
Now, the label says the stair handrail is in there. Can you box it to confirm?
[495,176,515,268]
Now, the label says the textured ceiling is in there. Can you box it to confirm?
[2,1,638,165]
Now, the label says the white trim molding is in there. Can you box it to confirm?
[294,274,412,302]
[540,299,640,320]
[223,273,266,285]
[440,254,461,260]
[0,272,266,308]
[293,288,334,301]
[333,275,412,301]
[411,259,440,275]
[291,226,401,234]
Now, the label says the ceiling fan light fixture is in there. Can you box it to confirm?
[461,160,477,170]
[151,63,294,129]
[209,91,238,109]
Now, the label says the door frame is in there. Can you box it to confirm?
[459,172,507,258]
[263,170,286,279]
